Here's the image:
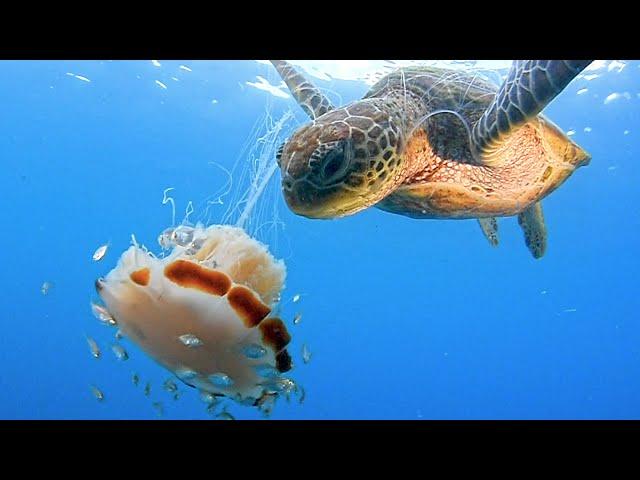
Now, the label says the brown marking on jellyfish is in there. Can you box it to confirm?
[130,267,151,286]
[227,285,271,328]
[275,349,293,372]
[164,260,231,296]
[259,317,291,353]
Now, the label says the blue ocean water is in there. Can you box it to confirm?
[1,60,638,420]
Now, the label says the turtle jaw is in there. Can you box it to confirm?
[282,177,374,219]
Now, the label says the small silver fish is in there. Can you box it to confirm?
[163,379,178,393]
[235,394,258,407]
[111,344,129,361]
[275,378,297,394]
[144,382,151,397]
[86,336,100,359]
[91,302,116,326]
[293,313,302,325]
[216,409,235,420]
[171,225,195,247]
[179,334,203,348]
[292,293,301,303]
[298,385,306,404]
[41,281,53,296]
[90,385,104,402]
[254,364,280,379]
[92,243,109,262]
[115,330,124,340]
[152,402,164,416]
[200,391,216,404]
[209,373,234,387]
[185,236,206,256]
[258,396,275,417]
[158,227,175,249]
[241,343,267,359]
[132,373,140,386]
[175,367,198,382]
[302,344,312,364]
[173,392,181,401]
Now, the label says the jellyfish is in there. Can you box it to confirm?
[96,224,292,407]
[93,109,298,412]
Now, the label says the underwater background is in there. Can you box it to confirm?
[1,60,638,420]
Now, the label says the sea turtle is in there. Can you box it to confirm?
[270,60,592,258]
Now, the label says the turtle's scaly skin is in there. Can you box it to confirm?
[471,60,593,163]
[377,110,589,219]
[279,66,590,220]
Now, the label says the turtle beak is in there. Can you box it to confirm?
[281,175,366,219]
[281,176,334,219]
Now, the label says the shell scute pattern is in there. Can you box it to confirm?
[273,60,591,257]
[357,67,589,219]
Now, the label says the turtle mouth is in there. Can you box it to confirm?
[281,177,368,219]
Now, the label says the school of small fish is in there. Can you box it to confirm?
[86,223,312,420]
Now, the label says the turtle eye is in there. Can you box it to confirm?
[320,139,353,183]
[275,142,285,166]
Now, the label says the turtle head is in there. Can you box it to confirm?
[278,100,405,219]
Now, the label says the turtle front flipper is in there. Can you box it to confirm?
[477,217,499,247]
[472,60,592,167]
[518,201,547,259]
[270,60,334,120]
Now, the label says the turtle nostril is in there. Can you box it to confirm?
[282,178,294,190]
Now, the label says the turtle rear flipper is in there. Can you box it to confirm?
[270,60,334,119]
[472,60,592,167]
[518,201,547,259]
[477,217,499,247]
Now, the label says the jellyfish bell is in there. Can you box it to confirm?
[95,223,293,407]
[92,109,297,414]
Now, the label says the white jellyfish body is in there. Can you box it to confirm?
[95,224,292,406]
